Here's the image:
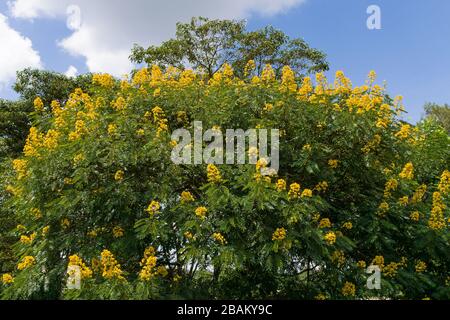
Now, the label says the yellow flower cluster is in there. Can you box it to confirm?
[17,256,36,271]
[93,73,115,88]
[272,228,287,241]
[324,232,336,245]
[68,119,86,141]
[399,196,409,206]
[410,211,420,222]
[288,183,301,200]
[342,282,356,297]
[261,64,275,82]
[43,129,60,150]
[152,106,169,136]
[112,226,124,238]
[399,162,414,180]
[195,207,207,220]
[314,181,328,193]
[181,191,195,203]
[383,262,400,278]
[280,66,297,92]
[301,189,313,198]
[112,97,127,111]
[213,232,227,245]
[20,232,36,245]
[24,127,43,158]
[438,170,450,194]
[372,255,385,270]
[276,179,287,191]
[140,255,157,281]
[362,134,381,154]
[342,222,353,230]
[68,255,93,279]
[12,159,28,180]
[146,200,161,216]
[114,170,124,181]
[383,178,398,198]
[377,201,389,217]
[415,260,427,273]
[429,192,446,230]
[244,60,256,77]
[395,124,412,140]
[328,159,339,169]
[319,218,331,229]
[207,164,222,183]
[331,250,346,266]
[100,250,124,280]
[33,97,44,112]
[357,261,366,269]
[411,184,427,204]
[2,273,14,284]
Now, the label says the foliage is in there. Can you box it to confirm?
[1,65,449,300]
[131,17,328,79]
[423,102,450,133]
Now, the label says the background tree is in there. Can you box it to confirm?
[423,102,450,133]
[130,17,329,79]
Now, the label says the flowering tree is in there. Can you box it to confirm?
[1,63,449,300]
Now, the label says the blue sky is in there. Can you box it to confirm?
[1,0,449,123]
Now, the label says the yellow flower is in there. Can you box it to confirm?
[342,282,356,297]
[415,260,427,273]
[342,222,353,230]
[276,179,287,192]
[324,232,336,245]
[261,64,275,82]
[207,164,222,183]
[2,273,14,284]
[108,124,118,135]
[272,228,287,241]
[101,250,125,280]
[195,207,207,220]
[280,66,297,92]
[383,178,398,198]
[411,184,427,203]
[213,232,227,245]
[372,256,385,270]
[114,170,125,181]
[314,181,329,192]
[399,196,409,206]
[438,170,450,194]
[12,159,28,180]
[319,218,331,229]
[429,192,446,230]
[244,60,256,76]
[395,124,411,140]
[42,226,50,236]
[184,231,194,240]
[61,218,70,229]
[17,256,35,270]
[314,293,327,300]
[33,97,44,112]
[301,189,313,198]
[68,255,93,279]
[181,191,195,203]
[377,202,389,216]
[112,226,124,238]
[399,162,414,180]
[288,183,301,200]
[146,200,161,216]
[328,159,339,169]
[93,73,115,88]
[357,261,366,269]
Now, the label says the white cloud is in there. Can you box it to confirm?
[0,13,41,87]
[64,65,78,78]
[8,0,305,77]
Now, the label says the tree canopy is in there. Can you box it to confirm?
[130,17,329,79]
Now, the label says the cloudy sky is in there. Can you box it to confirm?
[1,0,449,122]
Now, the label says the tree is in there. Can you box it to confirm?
[423,102,450,133]
[2,66,449,300]
[130,17,328,79]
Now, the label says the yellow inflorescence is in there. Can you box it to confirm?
[195,206,207,220]
[272,228,287,241]
[207,164,222,183]
[68,255,93,279]
[100,250,124,280]
[17,256,36,271]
